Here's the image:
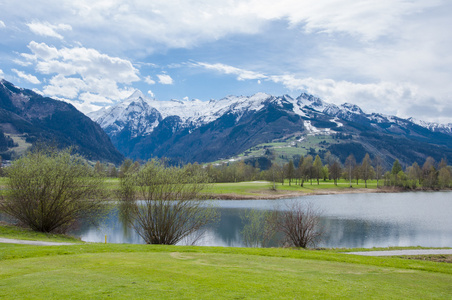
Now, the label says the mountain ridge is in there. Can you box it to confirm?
[89,90,452,166]
[0,79,124,164]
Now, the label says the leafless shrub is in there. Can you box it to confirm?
[277,201,323,248]
[118,160,219,245]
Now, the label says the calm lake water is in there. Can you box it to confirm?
[73,191,452,248]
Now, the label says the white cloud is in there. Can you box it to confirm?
[53,96,104,114]
[27,21,72,40]
[42,75,86,99]
[192,62,267,81]
[13,59,32,67]
[0,20,5,28]
[157,74,173,85]
[12,69,41,84]
[147,90,155,97]
[3,0,438,51]
[239,0,439,41]
[18,41,140,112]
[25,42,139,83]
[0,69,4,78]
[144,76,156,85]
[41,74,136,105]
[79,92,113,105]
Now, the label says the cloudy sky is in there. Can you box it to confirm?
[0,0,451,123]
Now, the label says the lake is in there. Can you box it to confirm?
[73,191,452,248]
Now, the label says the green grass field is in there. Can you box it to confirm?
[79,178,381,199]
[203,179,381,198]
[0,223,83,243]
[215,134,342,165]
[0,224,451,299]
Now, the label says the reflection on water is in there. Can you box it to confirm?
[72,191,452,248]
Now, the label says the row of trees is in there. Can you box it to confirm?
[90,153,452,190]
[384,158,451,189]
[276,153,382,188]
[277,154,451,190]
[198,154,450,190]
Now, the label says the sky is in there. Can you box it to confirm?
[0,0,451,124]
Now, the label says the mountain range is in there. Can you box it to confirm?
[0,79,123,164]
[90,90,452,167]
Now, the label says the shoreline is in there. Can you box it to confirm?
[205,186,452,200]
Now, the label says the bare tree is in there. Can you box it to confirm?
[360,153,374,188]
[118,161,218,245]
[345,154,356,187]
[373,155,384,187]
[299,155,313,187]
[313,155,323,185]
[277,202,323,248]
[0,148,107,233]
[286,160,295,186]
[329,160,342,186]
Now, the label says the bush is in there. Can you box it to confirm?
[277,202,323,248]
[118,161,219,245]
[0,148,107,233]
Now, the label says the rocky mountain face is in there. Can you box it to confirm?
[0,80,124,164]
[90,90,452,166]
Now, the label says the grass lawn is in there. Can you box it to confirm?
[203,179,381,198]
[0,226,452,299]
[0,223,83,243]
[1,225,451,299]
[1,243,451,299]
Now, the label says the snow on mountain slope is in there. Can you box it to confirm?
[408,117,452,134]
[89,89,452,138]
[90,91,278,137]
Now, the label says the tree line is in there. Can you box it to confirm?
[88,152,452,190]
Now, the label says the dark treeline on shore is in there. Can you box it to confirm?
[83,151,452,190]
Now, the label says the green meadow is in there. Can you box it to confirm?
[203,179,381,198]
[77,178,382,199]
[1,225,451,299]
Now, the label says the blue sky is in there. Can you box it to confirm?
[0,0,451,123]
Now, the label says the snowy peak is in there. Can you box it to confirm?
[90,91,277,139]
[408,117,452,134]
[86,88,452,164]
[340,103,365,115]
[90,89,452,143]
[296,93,326,109]
[127,89,146,101]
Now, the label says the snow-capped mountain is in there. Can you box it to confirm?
[0,79,124,164]
[407,117,452,134]
[89,90,452,165]
[92,92,283,138]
